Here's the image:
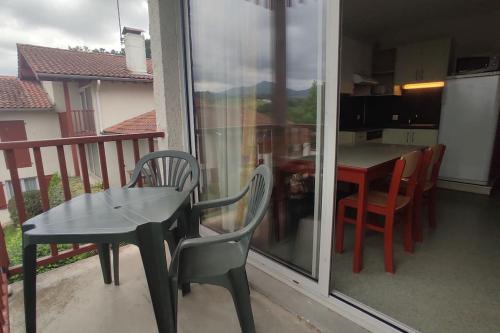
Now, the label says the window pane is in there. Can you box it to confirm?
[189,0,325,277]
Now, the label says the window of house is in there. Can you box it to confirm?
[80,86,93,110]
[4,177,39,201]
[86,143,101,178]
[0,120,32,168]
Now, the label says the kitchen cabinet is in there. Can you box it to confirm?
[382,129,438,146]
[395,38,451,85]
[338,131,367,145]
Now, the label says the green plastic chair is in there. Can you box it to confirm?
[169,165,273,333]
[106,150,199,286]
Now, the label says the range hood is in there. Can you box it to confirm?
[353,73,378,85]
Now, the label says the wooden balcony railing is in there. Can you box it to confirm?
[0,227,9,333]
[58,110,97,137]
[0,131,164,277]
[71,109,97,136]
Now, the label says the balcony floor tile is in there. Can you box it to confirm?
[8,245,320,333]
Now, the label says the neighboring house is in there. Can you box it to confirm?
[0,27,157,216]
[0,76,59,212]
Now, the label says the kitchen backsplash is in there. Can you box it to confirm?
[339,88,443,130]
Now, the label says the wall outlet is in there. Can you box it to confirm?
[392,114,399,121]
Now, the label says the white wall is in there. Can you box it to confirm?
[0,111,69,183]
[340,36,373,94]
[97,81,155,131]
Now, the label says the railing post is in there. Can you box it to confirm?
[4,149,26,223]
[33,147,58,256]
[98,142,110,190]
[115,141,127,187]
[132,139,143,187]
[148,138,155,153]
[56,146,71,201]
[77,144,91,193]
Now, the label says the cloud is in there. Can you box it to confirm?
[0,0,149,75]
[190,0,323,92]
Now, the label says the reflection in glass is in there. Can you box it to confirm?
[189,0,325,277]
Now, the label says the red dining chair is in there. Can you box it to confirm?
[335,150,422,273]
[422,144,446,229]
[404,148,433,242]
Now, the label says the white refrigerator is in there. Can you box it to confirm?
[438,73,500,186]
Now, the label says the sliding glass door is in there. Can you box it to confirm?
[187,0,326,278]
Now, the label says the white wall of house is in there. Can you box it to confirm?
[0,111,76,202]
[97,81,155,132]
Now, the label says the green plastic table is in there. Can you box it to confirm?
[22,187,191,333]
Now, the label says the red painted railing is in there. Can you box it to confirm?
[58,110,97,137]
[71,109,96,136]
[0,131,164,277]
[0,228,9,333]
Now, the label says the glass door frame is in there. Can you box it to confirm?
[180,0,407,331]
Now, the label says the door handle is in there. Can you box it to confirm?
[412,132,415,143]
[406,132,409,143]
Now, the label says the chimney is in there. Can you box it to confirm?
[122,27,147,74]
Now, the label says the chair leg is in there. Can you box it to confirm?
[384,215,395,273]
[227,267,256,333]
[413,191,423,242]
[334,201,346,253]
[165,230,191,296]
[97,243,112,284]
[23,244,37,333]
[112,243,120,286]
[404,205,414,253]
[428,189,437,229]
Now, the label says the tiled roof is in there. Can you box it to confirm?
[103,110,157,134]
[17,44,153,81]
[0,76,53,111]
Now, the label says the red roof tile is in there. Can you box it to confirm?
[17,44,153,81]
[0,76,53,111]
[103,110,157,134]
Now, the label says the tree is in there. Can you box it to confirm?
[68,38,151,58]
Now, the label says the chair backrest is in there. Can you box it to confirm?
[238,165,273,247]
[418,148,434,190]
[428,144,446,183]
[387,150,422,210]
[127,150,200,192]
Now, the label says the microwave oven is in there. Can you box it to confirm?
[456,56,500,74]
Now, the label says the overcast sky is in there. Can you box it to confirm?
[191,0,323,92]
[1,0,322,92]
[0,0,149,76]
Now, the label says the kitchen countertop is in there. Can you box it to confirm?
[340,125,438,131]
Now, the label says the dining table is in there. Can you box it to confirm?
[277,142,424,273]
[22,187,192,333]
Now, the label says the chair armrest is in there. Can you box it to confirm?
[169,227,248,275]
[186,187,249,234]
[179,228,246,250]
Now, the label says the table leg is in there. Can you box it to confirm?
[353,177,368,273]
[97,243,112,284]
[137,223,176,333]
[23,244,37,333]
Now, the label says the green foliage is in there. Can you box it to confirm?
[7,190,43,226]
[48,174,104,208]
[287,81,318,124]
[4,174,104,282]
[68,38,151,58]
[4,224,95,283]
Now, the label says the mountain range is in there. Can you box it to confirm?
[199,81,310,99]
